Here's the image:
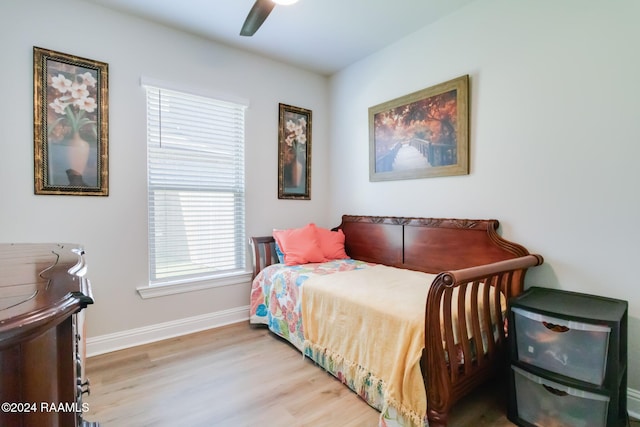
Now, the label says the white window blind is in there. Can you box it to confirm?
[145,84,246,286]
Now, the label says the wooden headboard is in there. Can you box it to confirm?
[336,215,529,274]
[251,214,534,279]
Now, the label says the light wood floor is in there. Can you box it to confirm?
[84,322,637,427]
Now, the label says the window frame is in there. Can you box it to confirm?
[137,77,251,299]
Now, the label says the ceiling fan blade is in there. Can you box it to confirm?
[240,0,276,36]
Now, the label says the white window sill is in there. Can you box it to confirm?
[137,271,253,299]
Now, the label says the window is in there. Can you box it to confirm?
[143,81,247,293]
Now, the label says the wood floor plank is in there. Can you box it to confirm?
[84,322,638,427]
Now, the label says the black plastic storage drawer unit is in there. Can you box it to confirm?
[508,287,628,427]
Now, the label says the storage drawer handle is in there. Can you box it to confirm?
[542,321,570,333]
[542,384,568,397]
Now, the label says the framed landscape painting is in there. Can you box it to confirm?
[34,47,109,196]
[369,75,469,182]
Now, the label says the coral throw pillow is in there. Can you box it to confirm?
[313,224,350,260]
[273,224,326,266]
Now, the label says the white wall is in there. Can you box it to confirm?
[329,0,640,392]
[0,0,331,339]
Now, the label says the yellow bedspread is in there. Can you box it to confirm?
[301,265,437,427]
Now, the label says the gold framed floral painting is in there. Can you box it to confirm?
[278,103,311,200]
[33,47,109,196]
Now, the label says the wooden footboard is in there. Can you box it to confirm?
[249,215,543,427]
[423,254,543,427]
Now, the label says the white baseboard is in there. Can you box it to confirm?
[86,305,249,357]
[628,387,640,420]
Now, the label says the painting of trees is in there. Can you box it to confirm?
[368,75,469,181]
[373,89,457,158]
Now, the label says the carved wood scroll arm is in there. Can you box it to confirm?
[424,253,544,426]
[439,254,544,286]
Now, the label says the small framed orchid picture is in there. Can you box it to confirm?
[33,47,109,196]
[278,103,311,200]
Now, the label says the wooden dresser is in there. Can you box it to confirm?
[0,243,97,427]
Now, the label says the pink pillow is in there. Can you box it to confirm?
[313,224,350,260]
[272,224,326,266]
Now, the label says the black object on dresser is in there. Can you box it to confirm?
[507,286,628,427]
[0,243,98,427]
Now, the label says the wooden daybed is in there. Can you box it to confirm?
[249,215,543,427]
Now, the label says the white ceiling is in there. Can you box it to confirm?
[81,0,475,75]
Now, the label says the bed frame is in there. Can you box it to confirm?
[250,215,543,427]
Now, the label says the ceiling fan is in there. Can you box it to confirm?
[240,0,299,37]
